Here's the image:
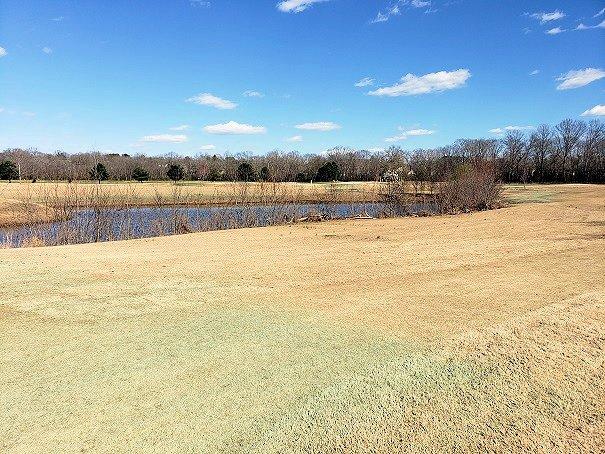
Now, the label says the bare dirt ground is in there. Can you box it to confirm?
[1,184,603,452]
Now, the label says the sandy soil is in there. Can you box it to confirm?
[1,184,603,452]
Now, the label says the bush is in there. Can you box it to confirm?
[315,162,340,182]
[438,162,502,213]
[0,160,19,181]
[132,166,150,182]
[237,162,256,182]
[167,164,184,182]
[89,163,109,182]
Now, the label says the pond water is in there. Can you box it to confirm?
[0,201,434,247]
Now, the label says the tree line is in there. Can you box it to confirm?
[1,119,603,184]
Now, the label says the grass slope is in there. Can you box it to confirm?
[1,184,603,452]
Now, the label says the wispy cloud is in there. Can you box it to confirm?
[411,0,431,7]
[529,69,540,76]
[42,47,53,54]
[530,10,565,23]
[369,69,470,97]
[51,16,65,22]
[354,77,375,87]
[286,135,303,142]
[203,121,266,135]
[141,134,188,143]
[190,0,210,7]
[581,105,605,117]
[277,0,328,13]
[545,27,565,35]
[186,93,237,110]
[489,125,534,135]
[0,47,7,57]
[385,127,435,142]
[372,2,402,23]
[575,20,605,31]
[556,68,605,90]
[243,90,264,98]
[594,8,605,18]
[170,124,190,131]
[295,121,340,131]
[200,144,216,150]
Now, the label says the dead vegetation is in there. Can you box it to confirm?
[0,185,603,452]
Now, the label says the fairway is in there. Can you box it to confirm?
[1,185,604,452]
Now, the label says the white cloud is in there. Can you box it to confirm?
[369,69,470,97]
[355,77,375,87]
[530,69,540,76]
[170,124,190,131]
[0,47,7,57]
[489,125,534,135]
[385,127,435,142]
[546,27,565,35]
[51,16,65,21]
[576,20,605,30]
[411,0,430,7]
[595,8,605,18]
[243,90,264,98]
[286,135,303,142]
[141,134,188,143]
[581,105,605,117]
[556,68,605,90]
[371,3,401,23]
[186,93,237,110]
[200,144,216,150]
[277,0,328,13]
[203,121,266,135]
[295,121,341,131]
[190,0,210,7]
[530,10,565,23]
[42,47,53,54]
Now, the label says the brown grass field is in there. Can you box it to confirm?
[1,184,604,452]
[0,180,383,228]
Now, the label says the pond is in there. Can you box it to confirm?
[0,201,435,247]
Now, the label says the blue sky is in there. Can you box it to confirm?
[0,0,604,156]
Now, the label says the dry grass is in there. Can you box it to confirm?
[1,184,603,452]
[0,198,60,228]
[0,180,383,208]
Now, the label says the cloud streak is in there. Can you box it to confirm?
[489,125,534,135]
[187,93,237,110]
[385,127,435,142]
[295,121,340,131]
[277,0,328,13]
[530,10,565,23]
[140,134,188,143]
[203,121,266,135]
[581,105,605,117]
[556,68,605,90]
[369,69,470,97]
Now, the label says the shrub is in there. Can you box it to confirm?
[438,161,502,212]
[315,162,340,182]
[132,166,150,182]
[167,164,184,182]
[0,160,19,181]
[237,162,256,182]
[89,163,109,183]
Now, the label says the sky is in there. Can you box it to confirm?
[0,0,604,156]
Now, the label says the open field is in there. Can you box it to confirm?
[1,184,604,452]
[0,180,383,206]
